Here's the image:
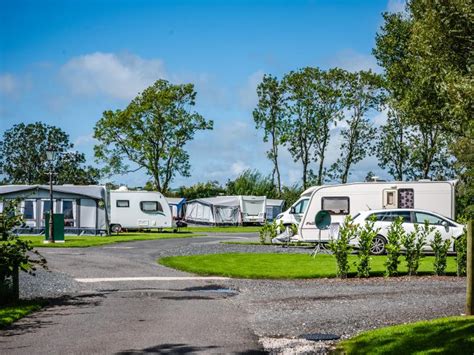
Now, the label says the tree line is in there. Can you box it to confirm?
[0,1,471,216]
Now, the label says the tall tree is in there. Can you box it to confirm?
[253,75,286,194]
[94,80,213,193]
[0,122,100,185]
[329,70,384,183]
[375,109,410,180]
[283,67,344,188]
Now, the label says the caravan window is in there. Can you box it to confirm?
[116,200,130,208]
[322,197,349,215]
[140,201,163,213]
[23,201,34,220]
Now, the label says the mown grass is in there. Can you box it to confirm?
[0,300,45,328]
[336,316,474,354]
[18,231,202,248]
[158,253,458,279]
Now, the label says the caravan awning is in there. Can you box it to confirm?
[0,185,106,200]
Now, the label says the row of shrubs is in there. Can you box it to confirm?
[260,216,468,279]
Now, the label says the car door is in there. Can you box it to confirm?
[413,211,454,249]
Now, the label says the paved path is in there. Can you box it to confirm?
[0,234,265,354]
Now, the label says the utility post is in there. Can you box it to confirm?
[467,220,473,316]
[46,146,57,243]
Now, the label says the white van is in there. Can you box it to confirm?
[109,188,174,232]
[297,180,457,242]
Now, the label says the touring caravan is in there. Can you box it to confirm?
[109,188,173,232]
[0,185,109,235]
[297,180,457,242]
[240,195,266,225]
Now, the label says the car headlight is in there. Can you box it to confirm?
[276,214,283,220]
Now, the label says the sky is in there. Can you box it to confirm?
[0,0,406,188]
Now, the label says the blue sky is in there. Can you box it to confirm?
[0,0,405,188]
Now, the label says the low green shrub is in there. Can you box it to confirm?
[402,221,431,276]
[431,231,451,276]
[385,217,404,277]
[454,231,467,276]
[356,215,379,278]
[328,216,357,279]
[259,221,278,244]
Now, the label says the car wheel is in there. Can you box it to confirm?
[370,235,387,255]
[110,224,122,233]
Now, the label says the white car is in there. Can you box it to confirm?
[351,209,465,255]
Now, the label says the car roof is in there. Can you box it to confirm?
[359,208,439,214]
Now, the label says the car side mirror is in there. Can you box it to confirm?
[442,221,449,229]
[290,207,296,214]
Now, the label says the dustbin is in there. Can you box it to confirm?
[44,213,65,242]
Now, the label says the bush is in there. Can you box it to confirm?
[430,231,451,276]
[328,216,357,279]
[402,221,431,276]
[0,200,47,305]
[259,221,278,244]
[454,231,467,276]
[385,217,404,277]
[357,215,379,278]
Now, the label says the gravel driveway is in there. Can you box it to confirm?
[13,234,467,354]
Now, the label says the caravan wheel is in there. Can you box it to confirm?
[370,235,387,255]
[110,224,122,233]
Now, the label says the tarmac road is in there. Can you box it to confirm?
[0,234,265,355]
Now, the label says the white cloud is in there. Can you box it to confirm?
[331,50,381,73]
[60,52,167,100]
[387,0,406,13]
[239,70,264,110]
[231,160,250,175]
[0,74,18,95]
[74,133,96,147]
[373,108,389,127]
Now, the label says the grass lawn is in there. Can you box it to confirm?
[158,253,458,279]
[0,301,45,328]
[18,231,202,248]
[170,226,262,233]
[336,316,474,354]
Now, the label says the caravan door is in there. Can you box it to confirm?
[382,189,397,209]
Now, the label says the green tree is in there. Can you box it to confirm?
[376,110,410,180]
[177,181,225,200]
[283,67,345,188]
[0,122,100,185]
[94,80,213,193]
[253,75,287,194]
[329,70,384,183]
[226,170,277,198]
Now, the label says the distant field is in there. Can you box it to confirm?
[159,253,459,279]
[17,231,201,248]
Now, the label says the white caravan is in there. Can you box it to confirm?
[240,195,266,225]
[274,186,317,237]
[297,180,457,242]
[109,188,173,232]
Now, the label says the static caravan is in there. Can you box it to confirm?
[0,185,109,235]
[240,196,266,225]
[298,180,457,242]
[266,199,285,221]
[166,197,186,220]
[184,196,241,225]
[109,188,173,232]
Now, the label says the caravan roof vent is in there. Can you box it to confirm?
[117,186,129,191]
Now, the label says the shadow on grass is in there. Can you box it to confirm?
[337,317,474,354]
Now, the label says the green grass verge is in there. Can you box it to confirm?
[170,226,262,233]
[158,253,458,279]
[18,231,202,248]
[336,316,474,354]
[0,300,45,328]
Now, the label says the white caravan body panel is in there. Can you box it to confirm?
[240,195,266,224]
[299,181,456,242]
[110,191,173,229]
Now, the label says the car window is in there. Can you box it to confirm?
[392,211,411,222]
[369,211,410,222]
[414,212,445,225]
[293,199,309,214]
